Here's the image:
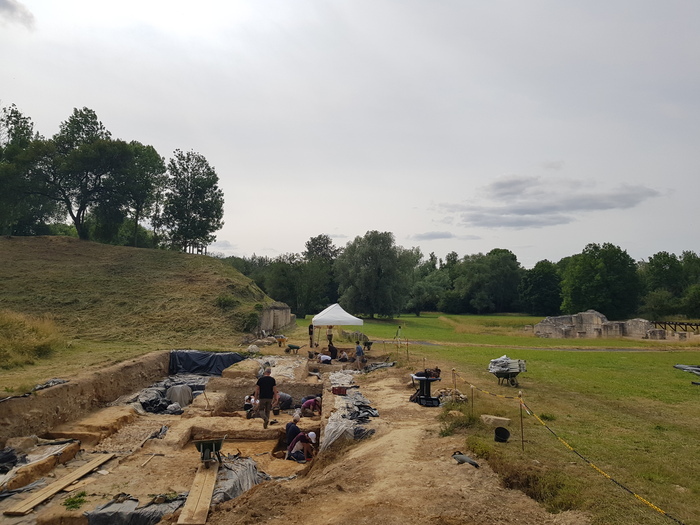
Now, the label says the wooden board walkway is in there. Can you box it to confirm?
[177,463,220,525]
[4,453,115,516]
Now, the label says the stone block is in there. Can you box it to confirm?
[480,415,511,427]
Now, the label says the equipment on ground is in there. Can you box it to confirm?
[488,356,526,387]
[192,435,226,469]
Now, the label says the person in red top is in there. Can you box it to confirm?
[301,396,322,417]
[287,431,316,462]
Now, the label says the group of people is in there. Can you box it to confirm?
[312,340,366,371]
[251,368,320,464]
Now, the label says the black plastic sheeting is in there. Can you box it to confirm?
[0,447,26,474]
[168,350,244,376]
[86,494,186,525]
[212,457,270,504]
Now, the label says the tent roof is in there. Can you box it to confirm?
[312,303,363,326]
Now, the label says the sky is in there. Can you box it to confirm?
[2,1,699,268]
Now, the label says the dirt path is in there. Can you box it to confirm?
[205,368,590,525]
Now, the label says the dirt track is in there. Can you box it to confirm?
[202,367,590,525]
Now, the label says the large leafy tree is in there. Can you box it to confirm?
[0,104,58,235]
[161,149,224,251]
[302,234,341,310]
[334,230,420,317]
[117,141,167,247]
[25,108,133,240]
[449,249,523,314]
[519,260,562,316]
[406,253,451,315]
[561,243,641,320]
[642,251,685,296]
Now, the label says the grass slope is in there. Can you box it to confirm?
[0,236,270,388]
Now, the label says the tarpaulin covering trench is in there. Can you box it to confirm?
[86,494,186,525]
[168,350,244,376]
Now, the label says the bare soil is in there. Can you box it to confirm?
[1,357,591,525]
[203,367,590,525]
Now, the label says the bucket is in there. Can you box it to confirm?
[494,427,510,443]
[272,408,280,416]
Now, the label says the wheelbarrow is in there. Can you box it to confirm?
[285,344,305,354]
[492,370,522,387]
[489,358,526,387]
[192,434,226,468]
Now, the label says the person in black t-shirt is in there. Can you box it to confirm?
[255,368,278,429]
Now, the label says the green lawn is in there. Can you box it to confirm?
[298,313,700,525]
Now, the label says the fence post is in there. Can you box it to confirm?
[519,390,525,452]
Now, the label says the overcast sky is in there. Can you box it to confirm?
[2,1,699,268]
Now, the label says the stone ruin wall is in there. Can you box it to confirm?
[259,303,296,334]
[534,310,662,339]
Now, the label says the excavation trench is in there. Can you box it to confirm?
[0,350,374,524]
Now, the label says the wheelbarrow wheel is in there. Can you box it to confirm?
[203,448,211,468]
[509,377,519,387]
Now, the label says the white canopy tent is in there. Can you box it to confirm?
[312,303,363,326]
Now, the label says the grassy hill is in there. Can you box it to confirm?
[0,236,273,386]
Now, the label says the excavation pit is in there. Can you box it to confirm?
[0,351,338,524]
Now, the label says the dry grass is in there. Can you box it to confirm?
[0,309,65,370]
[0,236,271,390]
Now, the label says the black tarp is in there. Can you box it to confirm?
[168,350,244,376]
[86,494,186,525]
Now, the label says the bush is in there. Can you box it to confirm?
[0,310,65,369]
[216,294,239,310]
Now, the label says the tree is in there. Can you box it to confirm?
[641,251,684,297]
[681,251,700,287]
[406,269,451,315]
[448,249,523,314]
[681,284,700,318]
[519,260,562,316]
[24,108,133,240]
[334,231,420,317]
[561,243,641,320]
[0,104,58,235]
[639,289,678,319]
[303,234,341,261]
[117,141,167,247]
[161,149,224,251]
[302,234,341,309]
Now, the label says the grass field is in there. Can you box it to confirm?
[297,314,700,525]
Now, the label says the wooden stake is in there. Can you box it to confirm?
[519,391,525,452]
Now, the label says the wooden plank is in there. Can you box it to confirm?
[177,463,219,525]
[4,453,115,516]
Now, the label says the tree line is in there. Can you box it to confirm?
[224,232,700,321]
[0,104,224,251]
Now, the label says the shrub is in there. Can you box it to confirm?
[0,310,65,369]
[216,294,239,310]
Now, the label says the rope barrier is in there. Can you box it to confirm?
[449,370,686,525]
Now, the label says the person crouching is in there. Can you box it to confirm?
[287,431,317,463]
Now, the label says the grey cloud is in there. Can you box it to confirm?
[486,176,540,199]
[410,231,481,241]
[442,178,660,229]
[0,0,34,29]
[410,231,456,241]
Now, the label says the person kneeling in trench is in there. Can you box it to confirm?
[287,431,316,463]
[301,396,322,417]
